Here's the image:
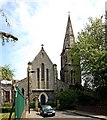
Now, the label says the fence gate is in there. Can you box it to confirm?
[15,86,26,119]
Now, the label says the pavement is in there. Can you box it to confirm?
[66,110,107,120]
[26,109,42,118]
[26,109,107,120]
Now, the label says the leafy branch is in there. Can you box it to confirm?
[0,9,18,45]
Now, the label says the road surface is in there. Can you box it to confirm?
[27,109,100,120]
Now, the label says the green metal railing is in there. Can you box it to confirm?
[15,86,26,119]
[9,86,26,120]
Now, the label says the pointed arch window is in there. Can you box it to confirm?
[71,70,73,83]
[46,69,49,81]
[37,68,40,89]
[41,63,45,81]
[73,70,75,84]
[22,88,24,96]
[37,68,40,81]
[71,59,73,63]
[46,68,49,89]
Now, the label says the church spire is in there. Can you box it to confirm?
[63,13,75,51]
[60,13,81,85]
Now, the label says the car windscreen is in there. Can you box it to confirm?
[43,106,53,110]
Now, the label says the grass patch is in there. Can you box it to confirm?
[1,112,15,119]
[0,102,15,119]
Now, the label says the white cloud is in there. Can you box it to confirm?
[1,0,105,80]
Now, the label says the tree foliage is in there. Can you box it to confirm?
[0,65,14,80]
[70,16,107,88]
[0,9,18,45]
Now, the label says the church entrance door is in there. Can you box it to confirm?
[41,94,46,105]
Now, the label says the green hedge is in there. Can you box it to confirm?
[1,107,15,113]
[56,88,97,110]
[56,89,78,110]
[1,102,15,113]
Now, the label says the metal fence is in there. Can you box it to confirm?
[15,86,26,119]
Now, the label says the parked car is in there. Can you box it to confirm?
[40,105,55,117]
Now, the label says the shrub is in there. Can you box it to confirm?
[46,100,56,107]
[2,107,14,113]
[56,88,98,110]
[77,91,96,105]
[56,89,78,110]
[30,101,35,108]
[95,86,107,105]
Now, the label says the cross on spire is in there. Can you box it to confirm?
[41,44,44,49]
[68,11,70,14]
[68,11,70,16]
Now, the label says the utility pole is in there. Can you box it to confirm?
[27,62,31,113]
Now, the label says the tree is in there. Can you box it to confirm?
[0,65,14,80]
[70,16,107,89]
[0,9,18,45]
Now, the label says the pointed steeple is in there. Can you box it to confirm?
[63,13,75,51]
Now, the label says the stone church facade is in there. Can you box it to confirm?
[30,45,58,104]
[17,14,81,104]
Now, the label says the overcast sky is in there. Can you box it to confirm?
[0,0,105,80]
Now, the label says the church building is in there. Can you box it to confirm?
[18,14,81,105]
[18,45,58,105]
